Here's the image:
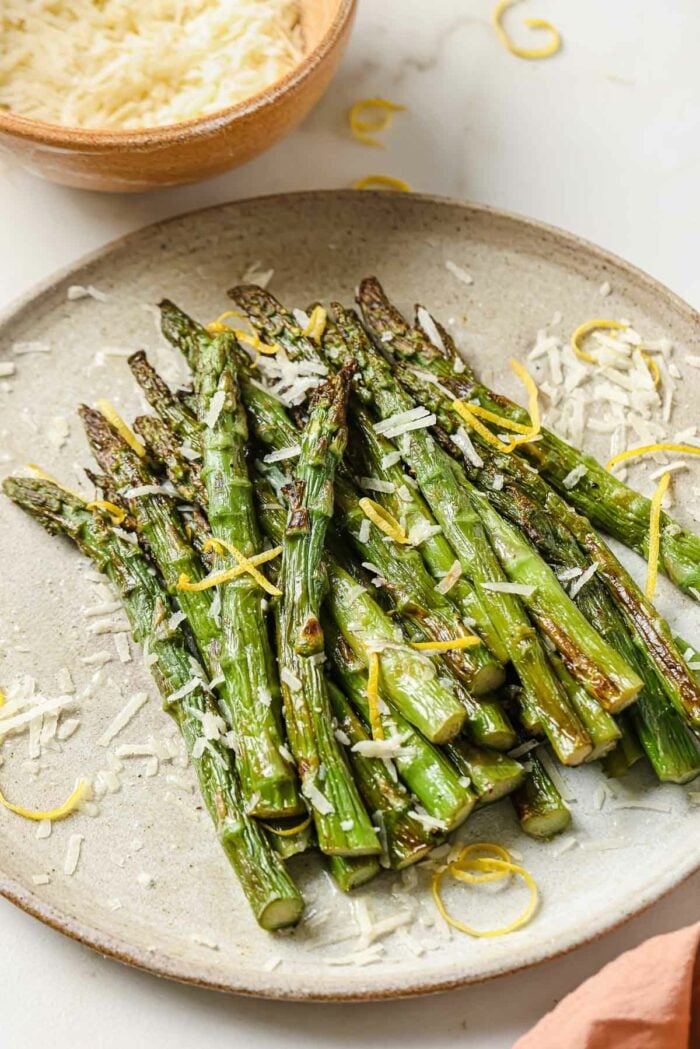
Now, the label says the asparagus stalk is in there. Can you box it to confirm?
[129,349,202,448]
[324,556,468,745]
[327,680,437,867]
[328,854,382,892]
[325,617,475,831]
[358,276,700,600]
[191,323,305,820]
[548,653,621,762]
[3,477,303,930]
[277,369,381,856]
[466,480,642,713]
[444,740,526,805]
[511,752,572,839]
[79,405,303,817]
[397,341,700,781]
[323,303,591,765]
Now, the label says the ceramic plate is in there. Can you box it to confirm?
[1,191,699,1000]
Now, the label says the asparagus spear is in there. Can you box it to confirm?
[325,617,475,831]
[358,276,700,600]
[444,740,526,805]
[3,476,303,930]
[396,338,700,781]
[548,653,621,762]
[328,854,382,892]
[277,369,381,856]
[511,753,572,839]
[322,303,591,765]
[191,322,307,821]
[79,405,303,817]
[129,349,202,448]
[327,680,437,868]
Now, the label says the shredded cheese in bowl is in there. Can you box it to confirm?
[0,1,304,130]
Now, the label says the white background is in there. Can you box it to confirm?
[1,2,699,1046]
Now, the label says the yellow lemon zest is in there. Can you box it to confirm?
[367,651,384,740]
[178,545,282,595]
[205,310,247,334]
[358,497,410,544]
[645,472,671,603]
[85,499,126,525]
[570,319,628,364]
[432,843,538,937]
[261,813,312,837]
[449,842,513,884]
[452,400,513,453]
[464,403,532,435]
[353,175,412,193]
[27,464,85,503]
[302,305,327,343]
[0,777,90,822]
[348,97,405,147]
[411,636,482,652]
[202,537,282,596]
[452,358,540,453]
[235,330,280,357]
[492,0,561,60]
[641,352,661,388]
[96,399,146,458]
[205,312,279,356]
[0,688,5,709]
[606,442,700,472]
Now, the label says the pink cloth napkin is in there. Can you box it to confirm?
[514,922,700,1049]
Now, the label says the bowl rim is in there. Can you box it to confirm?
[0,0,356,149]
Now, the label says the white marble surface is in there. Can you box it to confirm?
[1,1,699,1046]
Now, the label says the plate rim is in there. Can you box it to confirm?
[1,188,699,1001]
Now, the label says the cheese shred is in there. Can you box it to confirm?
[492,0,561,60]
[367,651,384,740]
[432,841,538,937]
[96,400,146,457]
[0,777,90,822]
[86,499,126,525]
[645,472,671,602]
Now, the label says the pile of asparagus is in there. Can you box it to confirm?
[4,277,700,932]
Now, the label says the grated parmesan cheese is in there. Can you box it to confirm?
[0,1,304,130]
[481,581,535,597]
[96,692,149,746]
[64,834,84,876]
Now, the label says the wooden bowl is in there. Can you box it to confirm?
[0,0,356,192]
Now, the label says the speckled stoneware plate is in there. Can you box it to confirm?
[1,191,699,1001]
